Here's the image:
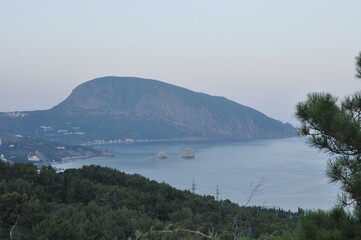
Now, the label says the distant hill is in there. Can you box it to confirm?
[0,76,296,143]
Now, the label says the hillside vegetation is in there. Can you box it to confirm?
[0,162,300,240]
[0,134,104,164]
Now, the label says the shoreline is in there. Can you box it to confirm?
[80,137,208,146]
[80,136,297,146]
[59,150,114,162]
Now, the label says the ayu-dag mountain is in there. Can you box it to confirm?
[0,76,296,143]
[0,77,337,211]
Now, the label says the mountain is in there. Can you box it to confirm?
[0,76,296,143]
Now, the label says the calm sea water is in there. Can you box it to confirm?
[52,137,338,211]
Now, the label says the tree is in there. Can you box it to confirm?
[295,52,361,213]
[296,207,361,240]
[356,51,361,79]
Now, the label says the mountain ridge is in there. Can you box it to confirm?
[0,76,296,143]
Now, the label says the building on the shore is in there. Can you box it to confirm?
[0,154,11,164]
[125,138,135,143]
[28,153,41,162]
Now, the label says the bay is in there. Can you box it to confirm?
[52,137,338,211]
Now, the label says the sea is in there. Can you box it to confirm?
[51,137,339,211]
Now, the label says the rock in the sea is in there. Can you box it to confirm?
[102,149,115,156]
[156,151,168,159]
[182,148,195,159]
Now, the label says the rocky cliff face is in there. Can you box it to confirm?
[50,76,296,140]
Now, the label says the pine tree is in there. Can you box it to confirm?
[355,51,361,79]
[295,52,361,214]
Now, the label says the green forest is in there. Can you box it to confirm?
[0,162,302,240]
[1,162,360,240]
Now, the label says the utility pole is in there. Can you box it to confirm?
[191,179,196,194]
[216,185,220,201]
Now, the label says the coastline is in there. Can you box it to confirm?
[80,136,297,146]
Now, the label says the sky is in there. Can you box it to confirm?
[1,0,361,125]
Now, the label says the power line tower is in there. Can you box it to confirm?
[191,179,196,194]
[216,185,220,201]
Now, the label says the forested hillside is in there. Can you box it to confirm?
[0,162,300,240]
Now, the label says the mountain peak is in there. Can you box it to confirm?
[1,76,296,142]
[50,76,296,140]
[54,76,195,112]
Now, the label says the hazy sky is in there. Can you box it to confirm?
[1,1,360,125]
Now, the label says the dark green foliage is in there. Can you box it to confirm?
[356,52,361,79]
[295,54,361,214]
[0,192,26,225]
[296,208,361,240]
[295,91,361,210]
[293,53,361,239]
[0,162,299,239]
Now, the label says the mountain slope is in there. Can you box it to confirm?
[0,76,296,142]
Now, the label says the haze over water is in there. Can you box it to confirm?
[52,137,338,211]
